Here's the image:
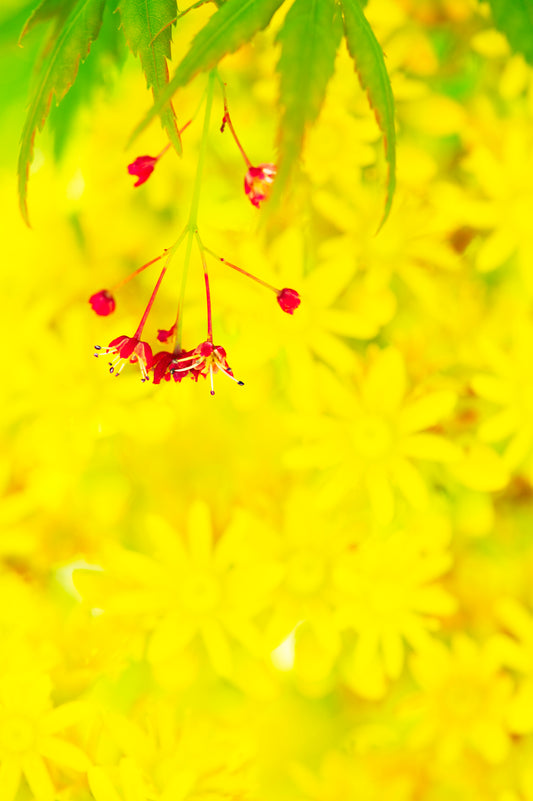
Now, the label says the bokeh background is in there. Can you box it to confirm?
[3,0,533,798]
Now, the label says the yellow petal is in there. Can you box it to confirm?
[391,458,428,510]
[365,466,395,525]
[450,444,510,491]
[44,701,90,735]
[476,228,516,273]
[504,429,533,470]
[0,760,21,801]
[88,766,123,801]
[381,631,404,680]
[399,391,456,434]
[22,754,55,801]
[478,408,518,443]
[148,613,197,663]
[187,501,213,567]
[201,618,233,677]
[362,348,406,414]
[471,373,511,405]
[40,736,90,772]
[119,757,148,801]
[402,433,461,462]
[508,681,533,734]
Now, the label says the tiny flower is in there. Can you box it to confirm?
[151,349,196,384]
[95,335,153,381]
[127,155,158,187]
[157,323,177,343]
[89,289,115,316]
[190,341,244,396]
[277,287,301,314]
[244,164,276,208]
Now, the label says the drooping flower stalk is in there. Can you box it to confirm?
[217,72,276,208]
[174,70,216,354]
[195,231,213,343]
[218,76,252,169]
[203,246,301,314]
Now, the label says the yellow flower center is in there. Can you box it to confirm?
[285,549,325,595]
[440,677,485,726]
[180,571,220,613]
[0,714,37,754]
[351,415,393,460]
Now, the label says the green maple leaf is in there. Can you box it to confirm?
[274,0,343,194]
[486,0,533,64]
[18,0,106,225]
[341,0,396,228]
[118,0,182,154]
[130,0,285,143]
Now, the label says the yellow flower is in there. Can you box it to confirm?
[287,347,460,524]
[461,118,533,282]
[408,635,513,764]
[336,530,455,698]
[75,503,282,678]
[0,672,90,801]
[472,320,533,471]
[492,597,533,735]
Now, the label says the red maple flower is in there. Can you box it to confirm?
[244,164,276,208]
[189,341,244,395]
[276,287,301,314]
[151,349,196,384]
[127,155,158,187]
[95,335,153,381]
[89,289,116,316]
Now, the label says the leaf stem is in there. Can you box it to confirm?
[174,70,216,353]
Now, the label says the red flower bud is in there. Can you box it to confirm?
[128,155,158,187]
[277,288,301,314]
[89,290,116,316]
[244,164,276,208]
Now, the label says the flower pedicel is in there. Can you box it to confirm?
[219,79,276,209]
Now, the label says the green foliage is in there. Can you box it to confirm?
[49,1,128,159]
[487,0,533,64]
[118,0,182,154]
[130,0,285,143]
[18,0,106,225]
[275,0,342,194]
[341,0,396,228]
[17,0,398,227]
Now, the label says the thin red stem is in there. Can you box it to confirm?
[156,120,192,161]
[112,252,166,290]
[204,246,279,294]
[134,266,167,339]
[196,232,213,342]
[218,79,252,169]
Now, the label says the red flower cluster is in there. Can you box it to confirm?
[152,341,244,394]
[95,334,243,395]
[91,84,300,395]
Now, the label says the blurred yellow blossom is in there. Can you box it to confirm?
[4,0,533,797]
[287,347,459,523]
[0,672,90,801]
[408,635,514,764]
